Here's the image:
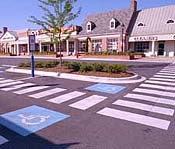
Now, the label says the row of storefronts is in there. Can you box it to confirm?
[0,0,175,57]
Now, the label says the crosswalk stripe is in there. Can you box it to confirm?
[154,75,175,79]
[97,107,170,130]
[145,80,175,86]
[0,79,15,84]
[48,91,86,104]
[29,88,67,99]
[157,72,175,76]
[140,83,175,91]
[13,86,49,94]
[69,95,107,110]
[0,81,23,88]
[150,77,175,82]
[160,70,175,74]
[125,93,175,106]
[113,100,174,116]
[133,88,175,98]
[0,135,8,145]
[1,83,35,91]
[0,78,4,80]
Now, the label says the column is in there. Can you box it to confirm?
[66,40,69,55]
[73,39,77,55]
[39,41,42,52]
[16,44,19,56]
[152,41,155,56]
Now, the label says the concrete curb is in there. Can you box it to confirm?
[6,68,146,84]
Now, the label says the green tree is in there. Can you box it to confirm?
[28,0,81,66]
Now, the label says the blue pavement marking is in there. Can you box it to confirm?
[86,83,126,94]
[0,105,70,136]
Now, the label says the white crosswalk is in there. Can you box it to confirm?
[154,75,175,79]
[0,81,23,88]
[0,135,8,145]
[144,80,175,86]
[1,83,35,91]
[150,77,175,82]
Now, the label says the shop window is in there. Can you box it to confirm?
[135,42,149,52]
[167,20,174,24]
[107,38,119,52]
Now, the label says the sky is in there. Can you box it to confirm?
[0,0,175,31]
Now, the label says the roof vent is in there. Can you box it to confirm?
[167,20,174,24]
[138,23,144,27]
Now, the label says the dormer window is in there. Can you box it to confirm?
[87,22,92,32]
[138,23,144,27]
[110,18,117,29]
[167,20,174,24]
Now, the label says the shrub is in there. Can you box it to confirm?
[18,62,31,67]
[80,63,93,72]
[67,62,81,71]
[92,63,104,72]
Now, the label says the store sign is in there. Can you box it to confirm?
[134,36,158,41]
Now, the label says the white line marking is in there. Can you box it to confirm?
[113,100,174,116]
[1,83,35,91]
[140,83,175,91]
[0,81,23,88]
[97,107,170,130]
[154,75,175,79]
[0,67,3,69]
[150,77,175,82]
[160,71,175,74]
[145,80,175,86]
[133,88,175,98]
[69,95,107,110]
[0,135,8,145]
[13,86,49,94]
[125,93,175,106]
[0,79,15,84]
[0,78,4,80]
[48,91,86,104]
[29,88,67,99]
[157,72,175,76]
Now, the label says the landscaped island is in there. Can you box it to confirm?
[18,61,133,78]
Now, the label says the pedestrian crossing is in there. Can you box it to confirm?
[0,78,107,111]
[97,63,175,130]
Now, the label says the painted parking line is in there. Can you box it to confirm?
[157,72,175,76]
[48,91,86,104]
[150,77,175,82]
[13,86,49,94]
[140,83,175,91]
[1,83,35,91]
[125,93,175,106]
[133,88,175,98]
[154,75,175,79]
[0,105,70,136]
[0,79,15,84]
[0,135,8,145]
[145,80,175,86]
[86,83,126,94]
[0,81,23,88]
[113,100,174,116]
[69,95,107,110]
[29,88,67,99]
[97,107,170,130]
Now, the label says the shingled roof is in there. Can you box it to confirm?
[78,9,134,37]
[130,5,175,36]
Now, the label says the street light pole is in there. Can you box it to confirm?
[121,23,125,52]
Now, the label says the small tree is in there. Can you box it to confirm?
[28,0,81,66]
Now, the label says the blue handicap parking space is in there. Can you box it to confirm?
[0,105,70,136]
[86,83,126,94]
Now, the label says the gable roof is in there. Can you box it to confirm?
[130,5,175,36]
[78,9,133,37]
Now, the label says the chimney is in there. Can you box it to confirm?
[3,27,8,34]
[130,0,137,12]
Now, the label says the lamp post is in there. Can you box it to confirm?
[121,23,125,52]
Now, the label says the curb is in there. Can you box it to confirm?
[6,68,146,84]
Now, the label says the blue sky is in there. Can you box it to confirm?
[0,0,175,30]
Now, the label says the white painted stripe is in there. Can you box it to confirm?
[140,83,175,91]
[97,108,170,130]
[162,68,175,71]
[29,88,66,99]
[69,95,107,110]
[48,91,86,104]
[0,67,3,69]
[1,83,35,91]
[0,71,3,73]
[14,86,49,94]
[160,70,175,74]
[0,78,4,80]
[0,79,15,84]
[0,135,8,145]
[125,93,175,106]
[157,72,175,76]
[154,75,175,79]
[150,77,175,82]
[133,88,175,98]
[0,81,23,88]
[145,80,175,86]
[113,100,174,116]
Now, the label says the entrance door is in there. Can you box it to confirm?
[158,43,164,56]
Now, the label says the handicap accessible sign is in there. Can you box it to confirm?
[0,105,70,136]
